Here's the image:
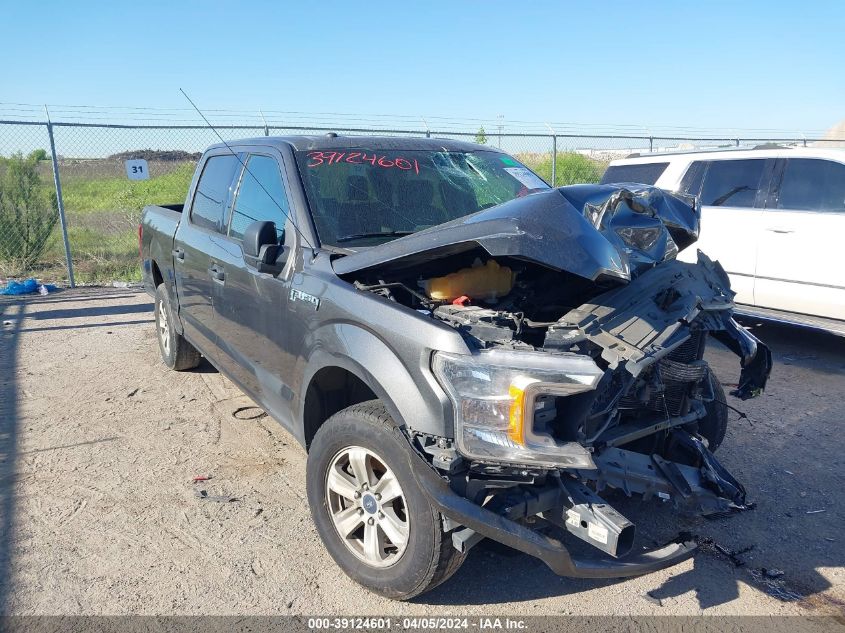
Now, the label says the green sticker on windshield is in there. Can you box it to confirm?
[500,157,519,166]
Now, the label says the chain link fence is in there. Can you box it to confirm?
[0,122,60,281]
[1,119,843,285]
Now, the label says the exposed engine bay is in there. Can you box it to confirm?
[336,184,773,561]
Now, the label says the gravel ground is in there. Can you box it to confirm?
[0,287,843,616]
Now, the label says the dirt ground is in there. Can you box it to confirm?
[0,287,843,616]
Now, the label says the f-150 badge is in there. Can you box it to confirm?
[290,288,320,310]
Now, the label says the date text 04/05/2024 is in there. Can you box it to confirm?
[307,617,528,630]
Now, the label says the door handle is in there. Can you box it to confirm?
[766,228,794,234]
[208,265,225,282]
[172,247,185,261]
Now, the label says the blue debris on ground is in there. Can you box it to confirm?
[0,278,59,296]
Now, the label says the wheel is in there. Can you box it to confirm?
[697,369,729,452]
[306,401,466,600]
[154,282,201,371]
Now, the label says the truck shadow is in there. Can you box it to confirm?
[4,291,155,334]
[14,292,141,304]
[420,323,845,610]
[0,300,23,612]
[19,301,153,322]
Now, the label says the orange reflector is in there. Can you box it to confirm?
[507,384,526,444]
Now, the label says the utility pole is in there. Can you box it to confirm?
[497,114,504,149]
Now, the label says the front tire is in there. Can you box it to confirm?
[698,370,729,452]
[154,282,201,371]
[306,401,465,600]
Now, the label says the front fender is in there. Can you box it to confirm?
[298,322,456,444]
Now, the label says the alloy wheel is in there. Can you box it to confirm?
[325,445,410,568]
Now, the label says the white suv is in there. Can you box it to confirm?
[602,147,845,335]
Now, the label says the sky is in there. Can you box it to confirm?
[1,1,844,136]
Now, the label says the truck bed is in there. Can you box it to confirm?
[140,203,184,295]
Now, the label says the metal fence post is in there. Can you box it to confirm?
[45,121,75,288]
[649,136,654,153]
[551,135,557,186]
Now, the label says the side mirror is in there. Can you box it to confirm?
[243,220,288,274]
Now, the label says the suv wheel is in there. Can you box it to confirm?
[306,401,465,599]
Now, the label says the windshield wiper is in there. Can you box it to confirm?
[335,230,415,243]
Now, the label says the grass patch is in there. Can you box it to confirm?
[518,152,607,186]
[2,162,194,284]
[61,162,192,283]
[61,162,194,215]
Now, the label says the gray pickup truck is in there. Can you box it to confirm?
[140,135,772,600]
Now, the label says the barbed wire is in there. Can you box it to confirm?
[0,102,832,138]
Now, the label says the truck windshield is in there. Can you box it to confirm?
[294,149,549,247]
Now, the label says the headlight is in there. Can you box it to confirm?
[432,349,604,468]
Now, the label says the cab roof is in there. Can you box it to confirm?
[207,134,501,154]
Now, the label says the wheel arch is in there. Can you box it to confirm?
[303,364,379,449]
[151,260,183,335]
[151,260,164,288]
[298,322,447,450]
[300,352,411,450]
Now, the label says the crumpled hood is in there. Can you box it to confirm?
[332,184,700,283]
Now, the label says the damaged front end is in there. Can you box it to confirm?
[338,184,773,578]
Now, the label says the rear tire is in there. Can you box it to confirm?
[154,282,201,371]
[306,401,465,600]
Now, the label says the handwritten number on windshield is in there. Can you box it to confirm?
[307,151,419,174]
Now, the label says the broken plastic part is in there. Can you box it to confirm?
[668,429,748,507]
[552,251,771,397]
[711,316,773,400]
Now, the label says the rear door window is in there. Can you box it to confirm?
[776,158,845,212]
[600,162,669,185]
[191,154,240,231]
[679,161,707,197]
[699,159,766,208]
[229,154,289,240]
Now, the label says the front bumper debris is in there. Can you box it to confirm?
[408,428,751,579]
[407,444,701,578]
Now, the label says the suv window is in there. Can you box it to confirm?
[230,154,289,240]
[679,161,707,197]
[699,159,765,208]
[191,154,240,231]
[600,162,668,186]
[777,158,845,212]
